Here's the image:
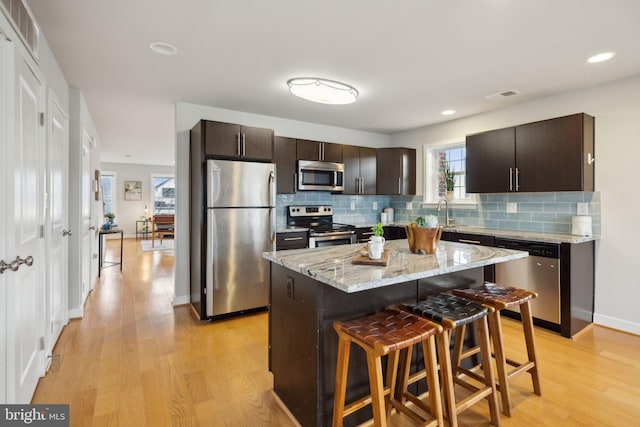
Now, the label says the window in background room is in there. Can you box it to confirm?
[100,172,116,215]
[423,142,474,204]
[152,175,175,214]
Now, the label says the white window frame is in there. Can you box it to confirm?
[100,170,117,216]
[150,173,175,215]
[422,140,477,208]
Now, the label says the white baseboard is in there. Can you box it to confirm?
[594,313,640,336]
[68,307,83,319]
[172,294,190,306]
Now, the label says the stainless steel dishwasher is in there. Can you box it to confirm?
[494,238,561,326]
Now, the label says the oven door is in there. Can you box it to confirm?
[309,233,355,248]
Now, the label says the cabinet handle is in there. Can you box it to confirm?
[360,177,364,194]
[515,167,520,191]
[361,232,374,236]
[458,239,481,244]
[237,133,242,156]
[284,237,304,241]
[318,143,323,161]
[322,143,325,160]
[509,168,513,191]
[398,177,401,195]
[242,133,246,156]
[293,172,297,192]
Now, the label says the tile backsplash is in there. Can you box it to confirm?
[277,192,601,235]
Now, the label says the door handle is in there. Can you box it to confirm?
[89,226,96,231]
[1,255,34,273]
[63,229,72,236]
[0,259,18,274]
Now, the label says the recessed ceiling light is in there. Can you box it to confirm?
[150,42,178,56]
[287,78,358,105]
[441,110,456,116]
[587,52,614,63]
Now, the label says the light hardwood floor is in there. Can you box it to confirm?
[33,238,640,426]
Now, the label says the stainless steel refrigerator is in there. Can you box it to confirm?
[204,159,275,317]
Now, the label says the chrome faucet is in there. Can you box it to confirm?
[437,198,453,227]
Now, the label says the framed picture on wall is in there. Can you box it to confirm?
[124,180,142,201]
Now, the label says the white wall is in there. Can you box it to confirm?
[173,102,391,304]
[390,74,640,335]
[100,162,175,237]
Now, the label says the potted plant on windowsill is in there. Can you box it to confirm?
[443,160,456,201]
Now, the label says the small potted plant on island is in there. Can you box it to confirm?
[368,223,386,260]
[443,160,456,201]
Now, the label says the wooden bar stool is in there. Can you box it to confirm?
[402,294,501,427]
[332,308,445,427]
[452,283,541,417]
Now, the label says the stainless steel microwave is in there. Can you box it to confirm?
[297,160,344,192]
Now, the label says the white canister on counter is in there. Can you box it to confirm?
[571,216,592,236]
[380,212,388,224]
[384,208,394,224]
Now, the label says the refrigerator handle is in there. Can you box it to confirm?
[269,170,276,248]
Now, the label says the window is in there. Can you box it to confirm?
[100,172,116,215]
[152,175,175,214]
[423,142,474,204]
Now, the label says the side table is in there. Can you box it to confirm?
[136,219,151,240]
[99,228,123,276]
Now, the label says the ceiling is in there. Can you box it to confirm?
[26,0,640,166]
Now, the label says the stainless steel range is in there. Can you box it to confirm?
[287,205,356,247]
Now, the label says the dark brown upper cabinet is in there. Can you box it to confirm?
[466,127,515,193]
[204,120,274,161]
[274,136,297,194]
[343,145,377,194]
[376,148,416,195]
[296,139,342,163]
[466,113,595,193]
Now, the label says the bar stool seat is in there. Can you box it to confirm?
[333,308,445,427]
[452,283,541,417]
[402,294,501,427]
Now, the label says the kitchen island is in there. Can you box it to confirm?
[263,239,527,427]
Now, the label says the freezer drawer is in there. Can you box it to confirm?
[206,207,273,316]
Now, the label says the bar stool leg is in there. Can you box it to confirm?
[487,310,512,416]
[423,336,444,426]
[332,335,351,427]
[366,351,388,427]
[436,329,458,427]
[521,300,542,395]
[477,316,501,426]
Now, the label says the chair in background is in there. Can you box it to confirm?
[152,214,175,247]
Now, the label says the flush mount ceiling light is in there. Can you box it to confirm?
[287,78,358,105]
[587,52,614,63]
[150,42,178,56]
[441,110,456,116]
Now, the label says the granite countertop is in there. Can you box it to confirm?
[352,222,599,244]
[263,239,527,293]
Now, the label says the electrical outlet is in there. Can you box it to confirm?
[372,202,378,210]
[506,202,517,213]
[406,202,413,210]
[350,201,356,210]
[577,202,589,215]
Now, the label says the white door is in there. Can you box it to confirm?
[6,50,46,403]
[0,31,12,405]
[46,93,69,353]
[81,136,92,303]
